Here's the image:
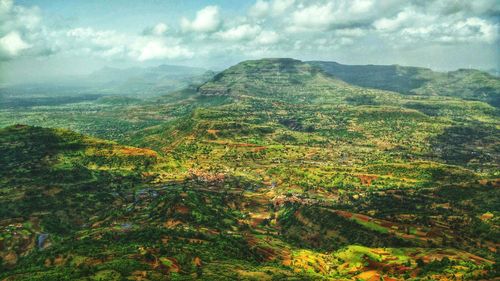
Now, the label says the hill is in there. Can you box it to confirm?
[309,61,500,107]
[0,58,499,280]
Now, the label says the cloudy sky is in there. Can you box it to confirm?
[1,0,499,84]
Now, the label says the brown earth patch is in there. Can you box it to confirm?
[357,175,378,186]
[4,252,18,265]
[174,205,190,214]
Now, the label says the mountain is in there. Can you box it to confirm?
[199,58,349,101]
[1,59,499,280]
[309,61,500,107]
[0,125,159,272]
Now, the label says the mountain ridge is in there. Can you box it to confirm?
[309,60,500,107]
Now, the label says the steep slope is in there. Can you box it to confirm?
[309,61,500,107]
[199,58,358,103]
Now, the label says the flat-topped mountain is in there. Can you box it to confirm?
[198,58,346,100]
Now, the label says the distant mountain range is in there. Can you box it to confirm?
[0,64,215,101]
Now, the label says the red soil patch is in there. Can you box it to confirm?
[253,146,267,152]
[335,210,353,218]
[193,256,202,267]
[480,213,494,221]
[357,175,378,186]
[164,220,182,228]
[379,221,396,228]
[251,217,265,228]
[364,256,411,275]
[244,235,279,262]
[206,129,220,135]
[466,253,494,265]
[174,205,190,214]
[354,214,371,222]
[282,251,292,267]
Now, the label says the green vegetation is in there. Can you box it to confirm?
[0,58,498,280]
[310,61,500,107]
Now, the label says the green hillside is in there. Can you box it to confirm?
[1,59,499,280]
[309,61,500,107]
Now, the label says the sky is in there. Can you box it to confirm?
[0,0,499,84]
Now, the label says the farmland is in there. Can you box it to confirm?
[0,59,498,280]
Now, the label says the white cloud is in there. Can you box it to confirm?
[249,0,270,18]
[0,31,30,57]
[153,23,168,35]
[249,0,295,18]
[0,0,40,59]
[132,38,193,61]
[373,9,429,32]
[1,0,499,70]
[374,6,499,45]
[271,0,295,14]
[181,6,221,33]
[400,17,499,44]
[255,30,279,45]
[350,0,375,14]
[65,27,127,58]
[455,17,498,43]
[216,24,261,41]
[289,2,335,31]
[65,27,192,61]
[143,22,168,36]
[0,0,13,15]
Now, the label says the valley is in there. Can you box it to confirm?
[0,58,498,280]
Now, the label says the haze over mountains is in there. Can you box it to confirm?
[3,59,498,105]
[1,64,214,99]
